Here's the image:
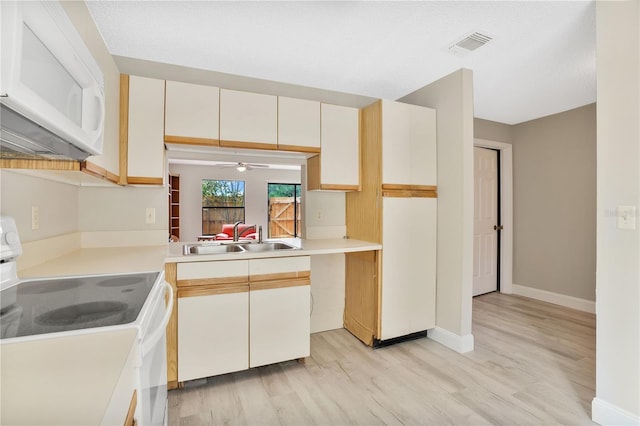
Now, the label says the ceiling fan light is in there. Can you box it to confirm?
[236,164,247,172]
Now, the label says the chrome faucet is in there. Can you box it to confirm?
[232,221,243,242]
[233,222,257,242]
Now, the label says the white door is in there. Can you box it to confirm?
[473,147,499,296]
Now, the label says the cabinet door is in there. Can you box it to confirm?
[278,96,320,153]
[219,89,277,149]
[178,289,249,381]
[165,81,219,145]
[380,197,436,340]
[308,103,359,191]
[382,100,436,186]
[126,75,165,185]
[250,284,310,368]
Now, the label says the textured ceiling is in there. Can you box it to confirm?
[86,1,596,125]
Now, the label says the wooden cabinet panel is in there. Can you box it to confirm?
[250,284,310,368]
[344,251,379,346]
[178,290,249,381]
[219,89,277,149]
[278,96,320,153]
[126,75,165,185]
[165,81,219,145]
[381,100,436,186]
[308,103,360,191]
[380,197,436,340]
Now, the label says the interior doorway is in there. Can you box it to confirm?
[267,183,301,238]
[473,139,513,295]
[473,147,500,296]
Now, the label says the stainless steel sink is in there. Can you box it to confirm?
[239,242,297,252]
[183,243,245,255]
[183,241,298,255]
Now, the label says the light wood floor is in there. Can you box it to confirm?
[168,293,596,425]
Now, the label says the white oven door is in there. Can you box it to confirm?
[139,282,173,426]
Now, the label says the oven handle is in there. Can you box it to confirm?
[141,281,174,357]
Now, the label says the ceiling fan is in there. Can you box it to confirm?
[213,161,270,172]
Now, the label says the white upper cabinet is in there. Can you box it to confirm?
[308,103,360,191]
[277,96,320,153]
[164,81,219,145]
[219,89,277,149]
[381,100,436,186]
[126,75,165,185]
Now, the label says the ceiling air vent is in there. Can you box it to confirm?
[449,31,493,55]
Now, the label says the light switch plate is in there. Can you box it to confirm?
[146,207,156,225]
[617,205,636,230]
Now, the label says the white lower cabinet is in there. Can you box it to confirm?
[176,256,311,382]
[250,285,310,368]
[178,289,249,382]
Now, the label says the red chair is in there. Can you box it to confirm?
[215,224,257,240]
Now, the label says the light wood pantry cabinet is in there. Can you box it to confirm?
[166,255,311,386]
[176,260,249,382]
[345,99,437,346]
[219,89,278,150]
[249,256,311,368]
[164,81,220,146]
[277,96,320,153]
[121,75,165,185]
[307,103,360,191]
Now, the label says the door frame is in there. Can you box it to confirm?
[473,138,513,294]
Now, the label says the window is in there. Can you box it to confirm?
[202,180,245,235]
[267,183,301,238]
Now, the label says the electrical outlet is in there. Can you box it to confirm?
[316,209,323,221]
[617,205,636,230]
[31,206,39,230]
[146,208,156,225]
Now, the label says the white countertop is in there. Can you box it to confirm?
[19,245,169,278]
[0,328,137,425]
[165,238,381,263]
[18,239,381,278]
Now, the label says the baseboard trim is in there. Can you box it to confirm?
[592,397,640,425]
[512,284,595,314]
[427,327,474,353]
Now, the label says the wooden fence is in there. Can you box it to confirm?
[202,207,244,235]
[269,197,300,238]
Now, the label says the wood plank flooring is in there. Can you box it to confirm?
[168,293,596,425]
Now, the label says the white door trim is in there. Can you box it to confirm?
[473,138,513,295]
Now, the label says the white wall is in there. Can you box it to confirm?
[79,186,167,232]
[398,69,475,346]
[301,165,347,240]
[169,164,301,242]
[0,171,78,243]
[592,1,640,424]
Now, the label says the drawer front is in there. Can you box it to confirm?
[177,260,249,282]
[248,256,311,281]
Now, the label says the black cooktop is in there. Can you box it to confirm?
[0,271,160,339]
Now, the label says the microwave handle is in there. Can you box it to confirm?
[141,281,174,357]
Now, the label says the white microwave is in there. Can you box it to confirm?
[0,1,105,159]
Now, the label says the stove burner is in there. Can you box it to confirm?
[35,301,128,327]
[18,280,83,295]
[97,276,144,288]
